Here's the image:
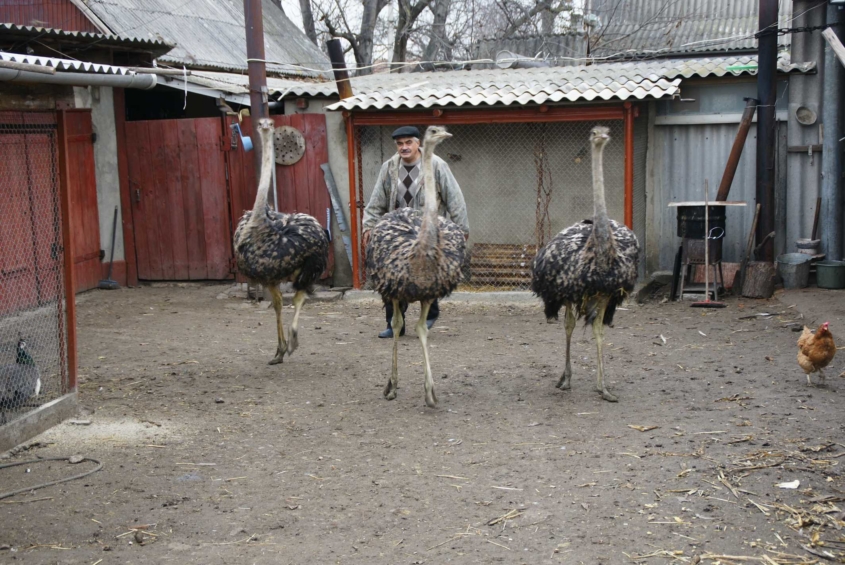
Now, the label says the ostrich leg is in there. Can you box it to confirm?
[267,286,288,365]
[592,297,617,402]
[557,304,576,390]
[384,299,404,401]
[287,290,307,356]
[417,300,438,408]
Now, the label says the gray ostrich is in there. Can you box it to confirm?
[531,125,640,402]
[233,118,329,365]
[367,126,466,407]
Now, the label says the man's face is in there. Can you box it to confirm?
[395,136,420,162]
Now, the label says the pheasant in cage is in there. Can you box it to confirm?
[367,126,466,408]
[0,338,42,422]
[233,118,329,365]
[531,125,640,402]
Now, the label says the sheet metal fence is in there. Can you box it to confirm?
[355,120,629,290]
[0,112,70,425]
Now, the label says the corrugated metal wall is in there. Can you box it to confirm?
[0,0,99,32]
[651,121,788,273]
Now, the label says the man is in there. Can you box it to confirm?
[362,125,469,338]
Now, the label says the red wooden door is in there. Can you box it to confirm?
[125,117,233,280]
[63,110,101,292]
[227,114,334,281]
[0,111,64,315]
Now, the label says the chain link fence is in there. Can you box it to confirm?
[0,111,69,425]
[356,118,644,290]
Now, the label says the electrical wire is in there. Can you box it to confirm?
[0,457,104,501]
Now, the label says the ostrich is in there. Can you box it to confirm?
[367,126,466,408]
[531,125,640,402]
[233,118,329,365]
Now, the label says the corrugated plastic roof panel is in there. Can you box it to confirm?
[0,51,138,75]
[83,0,330,78]
[0,22,173,55]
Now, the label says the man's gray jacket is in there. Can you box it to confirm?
[362,151,469,235]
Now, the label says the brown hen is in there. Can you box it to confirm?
[797,322,836,386]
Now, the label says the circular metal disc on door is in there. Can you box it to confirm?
[274,126,306,165]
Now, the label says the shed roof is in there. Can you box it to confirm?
[0,22,173,56]
[80,0,330,78]
[0,50,139,75]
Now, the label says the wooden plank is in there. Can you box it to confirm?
[823,28,845,69]
[177,119,208,279]
[195,118,232,279]
[274,115,298,214]
[56,110,78,392]
[162,123,189,280]
[66,111,101,292]
[133,122,157,279]
[125,122,149,279]
[302,113,333,277]
[147,120,173,279]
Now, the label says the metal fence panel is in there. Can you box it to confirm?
[0,111,69,425]
[356,120,627,290]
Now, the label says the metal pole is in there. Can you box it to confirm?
[326,38,355,100]
[716,97,758,201]
[244,0,270,178]
[822,3,844,261]
[755,0,778,262]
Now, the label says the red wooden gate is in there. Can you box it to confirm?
[125,117,233,280]
[227,114,334,280]
[64,111,101,292]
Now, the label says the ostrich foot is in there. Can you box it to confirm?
[269,345,286,365]
[425,386,437,408]
[384,380,397,401]
[556,368,572,390]
[287,329,299,356]
[601,389,618,402]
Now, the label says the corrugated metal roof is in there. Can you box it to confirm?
[82,0,330,78]
[322,55,814,111]
[587,0,794,57]
[0,50,139,75]
[0,22,173,56]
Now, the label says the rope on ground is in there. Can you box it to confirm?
[0,457,103,500]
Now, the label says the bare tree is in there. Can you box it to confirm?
[298,0,319,45]
[420,0,453,66]
[390,0,435,72]
[317,0,391,75]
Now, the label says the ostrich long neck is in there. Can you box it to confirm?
[250,133,275,224]
[416,144,439,254]
[590,140,614,257]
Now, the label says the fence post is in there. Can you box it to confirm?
[56,110,78,393]
[345,113,361,289]
[623,102,634,229]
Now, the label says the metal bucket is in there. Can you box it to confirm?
[816,261,845,289]
[796,238,820,255]
[776,253,811,289]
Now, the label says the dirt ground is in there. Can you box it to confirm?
[2,283,845,564]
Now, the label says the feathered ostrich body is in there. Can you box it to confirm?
[233,118,329,365]
[531,125,640,402]
[367,126,466,407]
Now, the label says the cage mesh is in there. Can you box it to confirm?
[356,120,628,290]
[0,111,69,425]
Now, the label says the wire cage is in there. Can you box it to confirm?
[354,117,642,290]
[0,111,71,426]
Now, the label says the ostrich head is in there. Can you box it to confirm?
[257,118,274,149]
[590,125,610,148]
[423,126,452,147]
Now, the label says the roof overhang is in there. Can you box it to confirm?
[0,23,173,57]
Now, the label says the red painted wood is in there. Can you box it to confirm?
[348,105,625,126]
[148,121,176,279]
[162,124,189,279]
[113,88,138,287]
[0,1,99,32]
[177,119,209,279]
[300,114,334,277]
[125,121,152,279]
[62,111,101,292]
[194,118,233,280]
[56,110,78,392]
[0,131,39,315]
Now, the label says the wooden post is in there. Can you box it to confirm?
[345,114,361,289]
[823,28,845,68]
[56,110,78,393]
[113,88,138,286]
[623,102,634,229]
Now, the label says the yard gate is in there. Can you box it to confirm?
[0,110,78,447]
[346,105,647,290]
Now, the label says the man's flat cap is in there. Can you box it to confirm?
[392,126,421,139]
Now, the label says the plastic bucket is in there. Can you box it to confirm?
[816,260,845,289]
[776,253,811,289]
